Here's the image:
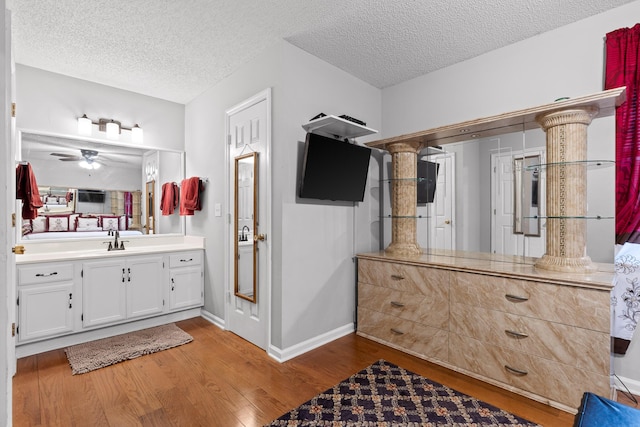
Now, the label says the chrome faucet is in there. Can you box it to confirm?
[104,230,125,251]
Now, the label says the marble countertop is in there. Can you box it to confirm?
[357,249,615,291]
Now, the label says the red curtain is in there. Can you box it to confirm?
[606,24,640,244]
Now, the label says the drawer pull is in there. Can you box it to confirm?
[505,365,528,376]
[390,301,405,308]
[180,258,193,263]
[390,328,405,335]
[505,294,529,302]
[390,274,404,281]
[35,272,58,277]
[505,330,529,339]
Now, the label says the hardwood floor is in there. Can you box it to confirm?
[12,316,625,426]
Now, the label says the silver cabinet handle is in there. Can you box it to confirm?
[35,272,58,277]
[505,330,529,339]
[390,328,405,335]
[505,294,529,302]
[390,301,405,308]
[505,365,528,376]
[390,274,404,281]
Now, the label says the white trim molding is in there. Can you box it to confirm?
[267,323,354,363]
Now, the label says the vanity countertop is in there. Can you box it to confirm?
[16,235,205,264]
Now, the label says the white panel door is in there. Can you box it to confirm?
[226,89,270,350]
[18,283,74,341]
[491,150,546,257]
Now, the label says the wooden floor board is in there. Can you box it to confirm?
[13,317,638,426]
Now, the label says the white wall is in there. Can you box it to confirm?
[15,65,184,151]
[380,0,639,392]
[185,40,381,351]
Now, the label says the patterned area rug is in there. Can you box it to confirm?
[65,323,193,375]
[266,359,540,426]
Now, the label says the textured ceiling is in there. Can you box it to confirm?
[8,0,636,104]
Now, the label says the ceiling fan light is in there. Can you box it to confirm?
[78,114,92,135]
[106,120,120,139]
[132,124,143,143]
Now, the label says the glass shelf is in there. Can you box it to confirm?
[525,160,614,171]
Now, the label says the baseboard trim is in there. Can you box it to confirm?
[16,308,202,358]
[200,309,225,330]
[268,323,354,363]
[614,374,640,397]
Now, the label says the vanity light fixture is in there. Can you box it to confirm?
[77,115,144,143]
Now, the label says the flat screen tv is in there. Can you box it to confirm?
[417,160,439,204]
[299,133,372,202]
[77,189,106,203]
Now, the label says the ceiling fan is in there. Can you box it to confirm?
[50,149,101,169]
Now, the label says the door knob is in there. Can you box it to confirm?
[254,234,266,242]
[444,220,451,225]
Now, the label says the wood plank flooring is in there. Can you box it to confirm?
[11,316,633,426]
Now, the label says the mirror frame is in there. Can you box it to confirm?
[146,180,156,234]
[16,128,186,244]
[513,155,541,237]
[234,152,258,303]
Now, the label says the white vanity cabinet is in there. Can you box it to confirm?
[17,262,77,342]
[168,251,204,311]
[82,255,165,328]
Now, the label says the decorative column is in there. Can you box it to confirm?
[385,141,423,255]
[535,107,599,273]
[130,190,142,231]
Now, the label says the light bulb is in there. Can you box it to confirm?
[78,115,92,135]
[132,124,143,143]
[106,120,119,139]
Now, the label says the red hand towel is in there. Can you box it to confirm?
[16,163,43,220]
[180,177,203,216]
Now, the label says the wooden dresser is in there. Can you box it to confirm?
[356,250,614,413]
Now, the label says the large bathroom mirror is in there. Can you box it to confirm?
[17,130,185,243]
[234,152,258,303]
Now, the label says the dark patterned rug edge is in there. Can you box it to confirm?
[265,359,541,426]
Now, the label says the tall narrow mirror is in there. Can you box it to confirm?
[146,180,155,234]
[234,152,258,302]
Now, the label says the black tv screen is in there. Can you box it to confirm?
[417,160,439,204]
[78,189,105,203]
[299,133,372,202]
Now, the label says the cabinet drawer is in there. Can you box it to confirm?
[169,251,202,268]
[359,283,448,329]
[358,258,449,294]
[450,303,609,375]
[449,333,610,409]
[450,271,609,332]
[358,307,448,362]
[18,263,74,285]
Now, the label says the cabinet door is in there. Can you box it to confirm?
[82,259,127,327]
[169,266,203,311]
[18,282,75,342]
[127,255,164,319]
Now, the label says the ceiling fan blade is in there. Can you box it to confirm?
[50,152,76,158]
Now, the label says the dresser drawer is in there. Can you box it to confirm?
[358,258,449,294]
[358,307,448,362]
[450,303,609,375]
[359,283,448,329]
[450,271,609,332]
[449,333,610,409]
[18,263,74,285]
[169,251,202,268]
